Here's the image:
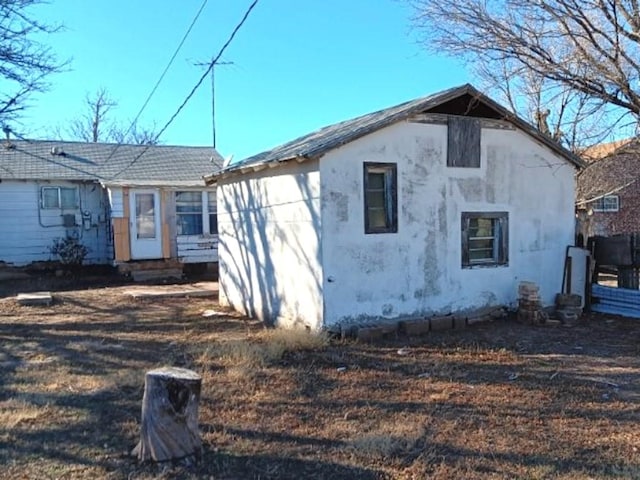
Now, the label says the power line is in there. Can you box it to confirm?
[103,0,209,164]
[109,0,259,179]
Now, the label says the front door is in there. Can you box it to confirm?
[129,189,162,259]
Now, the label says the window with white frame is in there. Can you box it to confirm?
[208,192,218,235]
[591,195,619,212]
[461,212,508,267]
[41,186,77,209]
[175,191,217,236]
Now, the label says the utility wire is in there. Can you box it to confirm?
[103,0,209,164]
[109,0,259,179]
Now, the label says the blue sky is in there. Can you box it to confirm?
[21,0,469,160]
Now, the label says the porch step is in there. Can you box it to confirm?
[131,268,183,283]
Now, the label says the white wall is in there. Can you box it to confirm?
[319,121,575,327]
[0,180,112,266]
[217,160,323,330]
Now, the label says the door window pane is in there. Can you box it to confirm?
[136,193,156,239]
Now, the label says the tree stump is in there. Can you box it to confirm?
[132,367,202,463]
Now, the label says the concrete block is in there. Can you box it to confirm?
[399,318,430,336]
[468,313,493,325]
[356,326,385,342]
[556,293,582,307]
[452,315,467,330]
[556,309,580,325]
[16,292,53,306]
[430,315,453,331]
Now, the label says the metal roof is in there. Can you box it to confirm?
[0,140,224,186]
[211,83,584,181]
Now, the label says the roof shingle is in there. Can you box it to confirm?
[0,140,223,186]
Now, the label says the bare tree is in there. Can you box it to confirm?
[57,88,160,144]
[0,0,64,123]
[475,58,619,151]
[66,88,118,142]
[111,121,160,145]
[408,0,640,149]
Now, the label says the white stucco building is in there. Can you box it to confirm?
[209,84,584,331]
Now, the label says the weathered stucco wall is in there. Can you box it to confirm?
[319,121,575,327]
[0,180,112,266]
[217,160,323,329]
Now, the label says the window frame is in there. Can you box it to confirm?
[175,190,218,236]
[447,116,481,168]
[40,186,78,209]
[591,195,619,212]
[207,191,218,235]
[363,162,398,234]
[461,211,509,268]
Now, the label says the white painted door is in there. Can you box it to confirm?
[129,189,162,259]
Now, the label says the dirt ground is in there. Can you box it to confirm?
[1,276,639,479]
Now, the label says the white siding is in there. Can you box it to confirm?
[319,121,575,327]
[108,187,125,218]
[218,160,323,330]
[0,180,113,266]
[177,235,218,263]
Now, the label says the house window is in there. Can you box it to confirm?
[176,191,203,235]
[447,116,481,168]
[461,212,508,267]
[176,190,217,235]
[363,162,397,234]
[41,186,77,209]
[208,192,218,235]
[592,195,619,212]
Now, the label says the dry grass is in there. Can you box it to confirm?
[1,282,640,479]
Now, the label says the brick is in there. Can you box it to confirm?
[429,315,453,331]
[399,318,430,336]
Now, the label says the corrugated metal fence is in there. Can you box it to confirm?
[591,284,640,319]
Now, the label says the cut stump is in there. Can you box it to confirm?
[132,367,202,463]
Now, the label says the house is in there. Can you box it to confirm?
[207,84,584,331]
[577,138,640,237]
[0,139,223,271]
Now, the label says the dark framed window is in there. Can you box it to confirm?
[363,162,397,234]
[448,116,481,168]
[592,195,619,212]
[41,186,77,209]
[461,212,508,267]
